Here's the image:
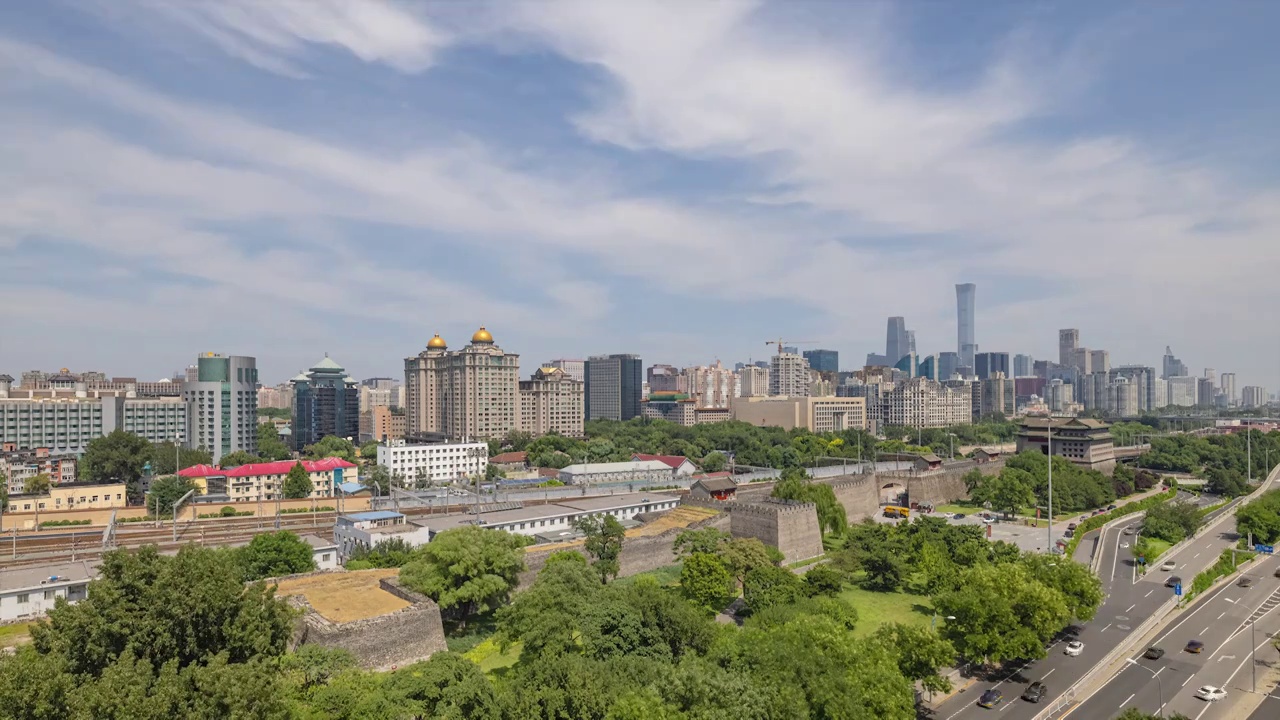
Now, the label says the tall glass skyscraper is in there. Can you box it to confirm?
[803,349,839,374]
[956,283,976,368]
[886,317,910,366]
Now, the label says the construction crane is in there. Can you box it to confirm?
[764,339,817,356]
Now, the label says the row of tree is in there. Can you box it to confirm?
[963,451,1160,518]
[1140,431,1280,497]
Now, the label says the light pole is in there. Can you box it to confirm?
[1125,658,1165,717]
[1047,420,1054,552]
[1224,598,1258,692]
[948,433,956,459]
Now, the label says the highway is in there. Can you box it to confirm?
[1072,551,1280,719]
[928,492,1233,720]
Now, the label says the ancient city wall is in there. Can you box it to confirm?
[723,499,824,563]
[290,577,446,670]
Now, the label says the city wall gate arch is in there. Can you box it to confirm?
[880,482,906,505]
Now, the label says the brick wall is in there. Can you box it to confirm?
[724,499,824,563]
[290,577,447,670]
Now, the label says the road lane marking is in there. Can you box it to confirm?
[1218,612,1226,619]
[1102,623,1112,632]
[1127,603,1137,612]
[1122,693,1135,707]
[1182,675,1192,687]
[1042,668,1056,679]
[1146,589,1154,597]
[1202,625,1211,634]
[1194,553,1201,559]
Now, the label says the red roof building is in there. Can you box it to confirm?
[178,457,358,502]
[630,454,697,476]
[489,451,529,468]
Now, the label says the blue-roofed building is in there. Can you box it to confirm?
[333,510,432,560]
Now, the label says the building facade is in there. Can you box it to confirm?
[886,317,910,367]
[646,365,680,394]
[181,353,258,462]
[872,378,972,428]
[1162,346,1188,379]
[376,439,487,486]
[678,362,739,408]
[0,561,94,622]
[179,458,357,503]
[732,396,867,433]
[558,460,675,486]
[803,349,839,374]
[1113,365,1156,413]
[1219,373,1237,406]
[0,444,77,495]
[1016,418,1116,472]
[291,355,359,451]
[1090,350,1111,374]
[956,283,976,369]
[739,366,769,397]
[584,354,642,422]
[768,352,810,397]
[1013,354,1034,378]
[359,405,406,443]
[0,395,185,455]
[519,367,585,437]
[1242,386,1268,408]
[1166,376,1199,407]
[974,352,1010,381]
[545,359,585,383]
[404,329,521,441]
[1058,329,1079,367]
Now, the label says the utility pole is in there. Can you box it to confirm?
[1047,421,1054,552]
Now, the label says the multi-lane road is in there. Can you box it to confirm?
[928,492,1234,720]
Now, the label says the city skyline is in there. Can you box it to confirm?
[3,2,1279,390]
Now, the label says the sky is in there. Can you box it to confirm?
[2,1,1278,390]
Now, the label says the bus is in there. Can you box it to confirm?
[883,505,911,519]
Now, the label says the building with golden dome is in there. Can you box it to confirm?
[403,327,521,441]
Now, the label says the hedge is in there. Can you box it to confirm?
[1064,488,1177,559]
[39,519,92,528]
[1187,547,1255,601]
[280,506,335,514]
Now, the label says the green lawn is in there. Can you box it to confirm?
[463,636,522,673]
[0,622,31,647]
[1143,537,1174,562]
[836,585,934,638]
[614,563,683,588]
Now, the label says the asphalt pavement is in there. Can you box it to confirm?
[926,493,1234,720]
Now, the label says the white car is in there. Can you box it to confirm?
[1196,686,1227,702]
[1161,560,1177,571]
[1064,641,1084,656]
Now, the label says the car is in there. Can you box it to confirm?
[1162,560,1177,571]
[1240,577,1255,588]
[953,513,966,520]
[1144,646,1166,660]
[1021,682,1047,703]
[1108,504,1118,511]
[1274,567,1280,578]
[1064,641,1084,656]
[1067,522,1078,531]
[977,689,1003,708]
[1186,640,1205,654]
[1123,527,1135,535]
[1196,686,1227,702]
[1165,575,1182,588]
[981,516,996,524]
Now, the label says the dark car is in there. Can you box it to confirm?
[1166,575,1183,588]
[1274,567,1280,578]
[1022,682,1047,703]
[1239,577,1255,588]
[953,513,966,520]
[977,689,1003,708]
[1144,646,1166,660]
[1186,640,1204,654]
[1108,504,1118,511]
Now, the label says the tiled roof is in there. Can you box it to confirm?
[179,457,357,478]
[489,451,528,464]
[631,453,690,468]
[694,477,738,492]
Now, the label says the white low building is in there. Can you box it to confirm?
[557,460,675,486]
[377,439,488,486]
[0,560,95,622]
[427,492,680,542]
[301,535,340,571]
[333,510,433,560]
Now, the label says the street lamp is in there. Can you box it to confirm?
[1125,658,1165,717]
[1047,421,1054,553]
[1225,598,1259,692]
[947,433,957,459]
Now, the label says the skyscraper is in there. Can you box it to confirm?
[937,352,960,381]
[886,317,910,366]
[769,352,811,397]
[803,349,839,374]
[647,364,680,393]
[1013,354,1034,378]
[1220,373,1237,406]
[585,354,643,421]
[1162,346,1188,379]
[974,352,1011,381]
[291,354,359,451]
[1058,329,1079,367]
[404,328,521,441]
[181,353,258,462]
[956,283,976,368]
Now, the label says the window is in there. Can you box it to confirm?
[322,553,331,562]
[43,590,55,600]
[16,594,28,604]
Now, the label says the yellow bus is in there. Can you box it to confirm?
[883,505,911,519]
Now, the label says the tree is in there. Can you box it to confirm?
[282,462,313,499]
[303,436,357,463]
[771,470,847,536]
[679,553,734,612]
[217,450,262,468]
[862,549,904,591]
[363,464,392,495]
[359,441,379,460]
[497,552,600,658]
[803,565,845,597]
[147,475,198,516]
[485,463,506,482]
[22,473,52,496]
[383,652,500,720]
[1236,490,1280,544]
[742,564,804,614]
[80,429,152,486]
[400,527,526,627]
[256,423,291,461]
[700,452,727,473]
[346,537,416,569]
[673,527,730,557]
[972,467,1036,518]
[1114,710,1190,720]
[871,623,957,694]
[932,563,1070,664]
[962,468,987,493]
[1019,554,1104,622]
[578,514,626,584]
[237,531,316,580]
[148,442,214,476]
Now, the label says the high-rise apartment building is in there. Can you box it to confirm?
[646,365,680,394]
[584,354,642,421]
[1108,377,1140,417]
[1162,346,1188,379]
[290,355,359,451]
[1219,373,1237,406]
[802,349,839,374]
[1090,350,1110,374]
[1067,347,1093,376]
[875,378,972,428]
[1113,366,1156,413]
[974,352,1011,381]
[769,352,811,397]
[1013,354,1034,378]
[1166,376,1199,407]
[1080,373,1109,413]
[1242,386,1267,408]
[1046,379,1074,413]
[404,329,521,441]
[678,362,739,409]
[182,353,258,462]
[886,317,910,367]
[956,283,977,369]
[739,366,770,397]
[1153,378,1167,410]
[257,383,293,410]
[980,375,1015,418]
[545,359,585,383]
[1197,377,1216,408]
[1058,329,1079,367]
[519,367,584,437]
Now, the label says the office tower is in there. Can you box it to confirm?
[519,367,584,437]
[906,331,917,356]
[546,359,585,383]
[937,352,960,381]
[974,352,1010,381]
[865,353,891,367]
[1113,366,1156,412]
[1013,354,1034,378]
[1166,377,1198,407]
[769,352,811,397]
[1153,378,1167,409]
[585,354,643,421]
[1067,347,1093,375]
[956,283,976,368]
[917,354,938,381]
[980,374,1015,417]
[1058,329,1079,367]
[1090,350,1110,374]
[739,366,770,397]
[1162,346,1188,379]
[1197,377,1216,408]
[290,354,359,451]
[893,352,918,378]
[404,328,521,441]
[647,364,680,393]
[1220,373,1237,406]
[181,353,258,462]
[803,349,839,374]
[1242,386,1267,408]
[886,317,910,366]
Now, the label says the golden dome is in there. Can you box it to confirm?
[471,326,494,344]
[426,334,447,350]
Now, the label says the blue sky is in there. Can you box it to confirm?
[2,0,1278,390]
